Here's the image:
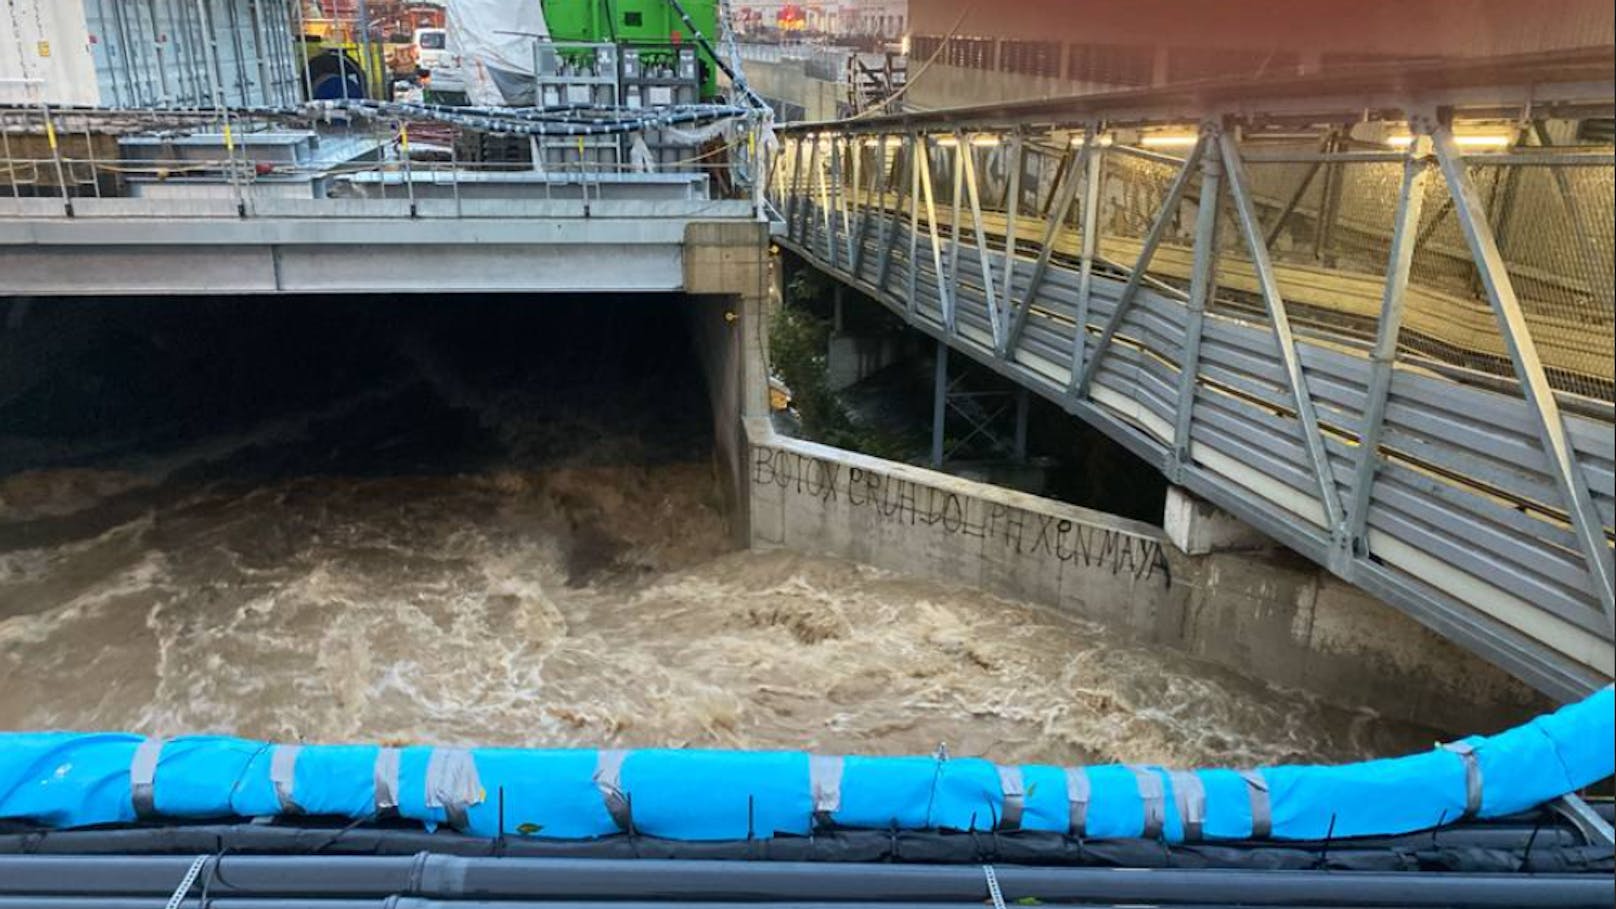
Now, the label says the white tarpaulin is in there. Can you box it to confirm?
[445,0,548,106]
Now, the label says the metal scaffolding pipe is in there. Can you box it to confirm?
[0,892,1512,899]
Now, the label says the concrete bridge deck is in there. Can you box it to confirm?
[0,197,758,295]
[769,50,1616,700]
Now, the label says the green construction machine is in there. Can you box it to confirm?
[541,0,722,99]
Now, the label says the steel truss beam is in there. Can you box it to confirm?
[782,137,804,236]
[849,133,883,277]
[948,134,965,335]
[1004,133,1086,356]
[916,134,953,328]
[959,132,1004,348]
[1169,130,1223,481]
[875,135,910,291]
[997,132,1024,355]
[1070,131,1105,387]
[764,79,1616,699]
[1074,134,1205,398]
[1219,129,1346,537]
[1348,132,1432,557]
[905,133,921,315]
[1432,125,1616,629]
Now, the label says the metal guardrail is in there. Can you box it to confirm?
[768,52,1616,700]
[737,42,858,83]
[0,105,767,221]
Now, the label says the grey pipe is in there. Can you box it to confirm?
[0,821,1584,856]
[0,892,1441,899]
[0,892,1467,899]
[0,855,1610,907]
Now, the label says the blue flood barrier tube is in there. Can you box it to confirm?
[1,686,1610,844]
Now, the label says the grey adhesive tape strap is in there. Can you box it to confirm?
[129,738,165,819]
[995,765,1024,831]
[1130,767,1165,839]
[809,754,843,815]
[270,745,303,815]
[1064,767,1090,837]
[425,747,483,830]
[1239,769,1271,839]
[373,747,401,812]
[1441,741,1483,818]
[594,749,631,831]
[1168,770,1206,842]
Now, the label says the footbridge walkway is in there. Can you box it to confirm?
[767,50,1616,701]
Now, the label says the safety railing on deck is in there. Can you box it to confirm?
[768,51,1616,700]
[0,104,768,221]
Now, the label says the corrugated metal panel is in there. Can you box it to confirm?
[2,0,99,105]
[5,0,299,108]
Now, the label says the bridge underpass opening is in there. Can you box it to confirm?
[1,292,1459,763]
[775,254,1172,525]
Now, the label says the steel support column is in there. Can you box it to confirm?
[931,339,949,468]
[876,136,910,291]
[829,137,848,270]
[1433,125,1616,628]
[1347,134,1432,557]
[1075,136,1205,398]
[1005,136,1085,356]
[1168,136,1223,478]
[948,135,964,331]
[960,133,1003,348]
[1220,129,1345,537]
[1070,133,1104,388]
[849,134,883,278]
[810,138,830,258]
[785,136,806,243]
[917,135,953,328]
[905,134,921,315]
[997,132,1024,354]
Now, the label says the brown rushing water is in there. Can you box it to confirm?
[0,296,1427,767]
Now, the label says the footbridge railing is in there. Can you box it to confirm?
[767,50,1616,701]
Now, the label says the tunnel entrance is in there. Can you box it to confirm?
[0,294,714,479]
[1,293,727,593]
[0,293,1428,762]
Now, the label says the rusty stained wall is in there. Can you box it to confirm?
[904,0,1615,107]
[910,0,1614,58]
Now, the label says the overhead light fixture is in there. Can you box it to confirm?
[1385,133,1512,149]
[932,135,1000,148]
[1139,132,1199,148]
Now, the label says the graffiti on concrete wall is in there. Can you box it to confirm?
[751,446,1171,587]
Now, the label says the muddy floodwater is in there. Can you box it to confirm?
[0,297,1430,767]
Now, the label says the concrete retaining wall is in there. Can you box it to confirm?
[743,58,845,122]
[742,419,1546,733]
[679,230,1544,734]
[747,421,1179,633]
[683,221,774,544]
